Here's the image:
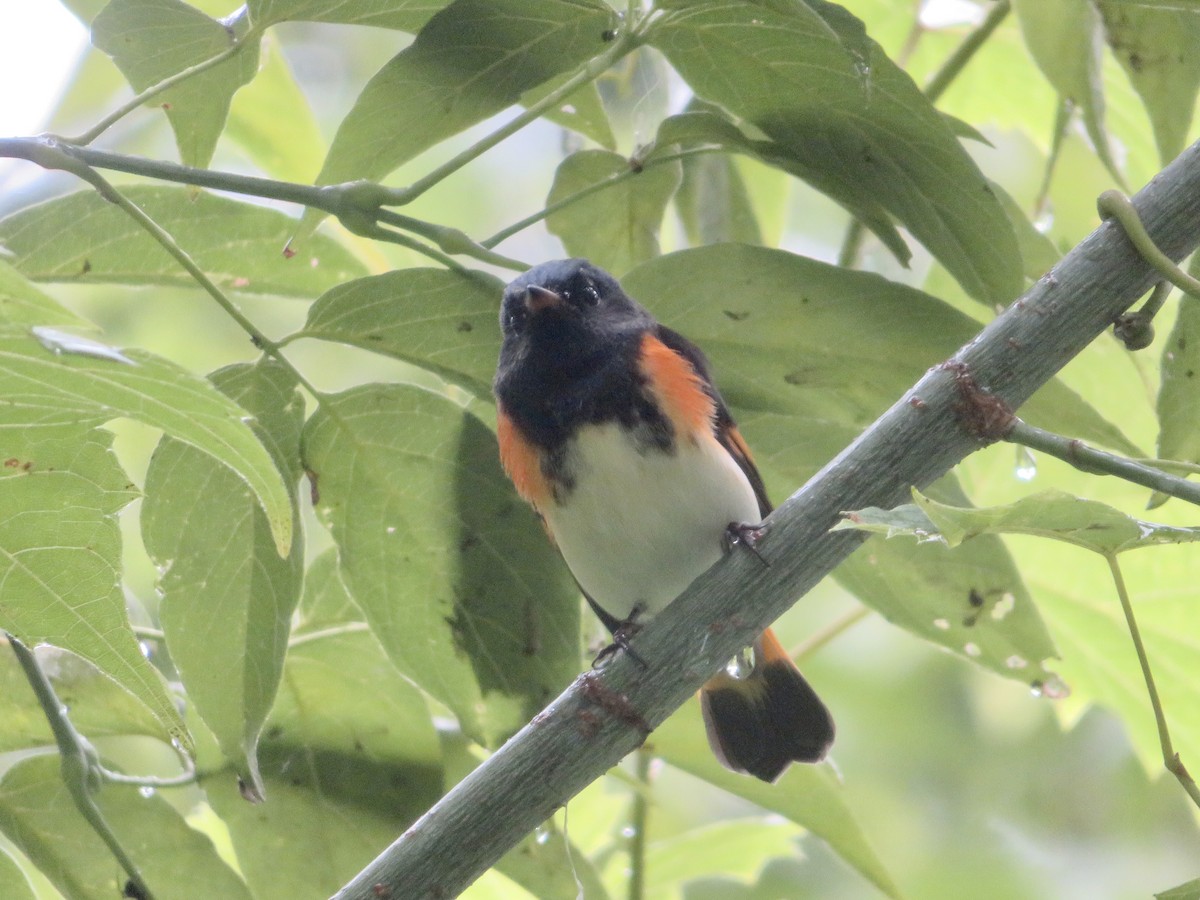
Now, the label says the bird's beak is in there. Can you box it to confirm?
[524,285,564,313]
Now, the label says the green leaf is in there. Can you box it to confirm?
[546,149,682,276]
[648,1,1022,305]
[1157,876,1200,900]
[248,0,449,30]
[1156,295,1200,482]
[841,490,1200,768]
[310,0,617,191]
[0,187,367,297]
[836,478,1059,687]
[910,489,1200,555]
[91,0,261,168]
[0,327,293,556]
[301,267,504,397]
[0,755,251,900]
[0,842,36,900]
[839,490,1200,555]
[650,106,908,265]
[0,425,187,751]
[1096,1,1200,163]
[0,260,91,328]
[674,152,762,247]
[225,36,327,183]
[0,646,162,754]
[301,385,580,745]
[1012,0,1124,185]
[652,697,899,899]
[646,819,799,896]
[522,73,616,150]
[200,551,443,897]
[621,245,1138,459]
[142,361,304,799]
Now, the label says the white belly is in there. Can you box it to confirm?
[543,423,761,623]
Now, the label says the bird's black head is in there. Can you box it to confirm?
[498,259,651,354]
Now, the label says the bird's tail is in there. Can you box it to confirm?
[699,627,835,782]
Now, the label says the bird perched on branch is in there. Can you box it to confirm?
[493,258,834,782]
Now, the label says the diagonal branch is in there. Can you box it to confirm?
[333,139,1200,900]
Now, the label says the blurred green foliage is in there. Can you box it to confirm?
[0,0,1198,897]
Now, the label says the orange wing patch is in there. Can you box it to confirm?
[638,333,716,442]
[496,406,552,510]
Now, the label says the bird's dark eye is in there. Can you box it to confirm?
[581,283,600,305]
[504,305,526,333]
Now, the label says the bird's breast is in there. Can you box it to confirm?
[543,421,761,624]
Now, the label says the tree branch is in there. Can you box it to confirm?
[332,139,1200,900]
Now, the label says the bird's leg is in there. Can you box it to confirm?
[724,521,770,567]
[593,602,648,669]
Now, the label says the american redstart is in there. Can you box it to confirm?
[493,258,834,782]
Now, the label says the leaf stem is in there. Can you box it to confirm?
[1102,558,1200,811]
[627,749,651,900]
[1034,98,1072,222]
[381,27,643,208]
[1006,420,1200,507]
[923,1,1012,103]
[102,767,198,790]
[287,622,372,649]
[6,634,157,900]
[793,605,872,662]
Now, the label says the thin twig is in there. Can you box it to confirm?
[627,750,652,900]
[1007,420,1200,508]
[6,634,156,900]
[481,146,718,249]
[1034,98,1072,222]
[35,148,324,402]
[0,138,518,272]
[1103,558,1200,810]
[58,13,260,147]
[381,24,645,208]
[923,1,1012,103]
[793,605,872,662]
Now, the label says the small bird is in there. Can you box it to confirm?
[493,258,834,782]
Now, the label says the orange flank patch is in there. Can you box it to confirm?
[496,407,552,510]
[638,333,716,442]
